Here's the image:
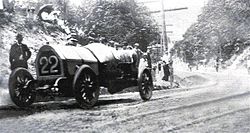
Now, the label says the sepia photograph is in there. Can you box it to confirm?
[0,0,250,132]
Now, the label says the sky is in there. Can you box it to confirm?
[137,0,209,41]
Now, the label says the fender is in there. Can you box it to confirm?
[138,58,151,79]
[138,68,152,80]
[73,64,99,93]
[75,64,98,76]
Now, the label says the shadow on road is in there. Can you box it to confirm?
[0,98,137,119]
[96,98,136,106]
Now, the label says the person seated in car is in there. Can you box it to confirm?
[114,42,122,50]
[66,37,79,46]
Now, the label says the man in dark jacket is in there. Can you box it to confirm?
[9,33,31,70]
[162,61,170,81]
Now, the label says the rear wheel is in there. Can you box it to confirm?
[9,68,36,107]
[138,70,153,101]
[73,67,99,109]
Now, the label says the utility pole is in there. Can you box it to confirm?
[138,0,188,55]
[63,0,66,21]
[213,29,222,72]
[138,0,188,89]
[161,0,167,55]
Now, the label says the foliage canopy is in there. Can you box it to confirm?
[175,0,250,65]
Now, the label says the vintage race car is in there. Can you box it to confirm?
[8,43,153,108]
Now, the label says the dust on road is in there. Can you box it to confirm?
[0,71,250,133]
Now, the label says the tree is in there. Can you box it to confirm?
[175,0,250,65]
[77,0,160,51]
[26,0,159,50]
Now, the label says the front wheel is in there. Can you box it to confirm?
[9,68,36,107]
[138,70,153,101]
[73,67,100,109]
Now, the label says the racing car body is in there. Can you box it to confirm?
[8,43,153,108]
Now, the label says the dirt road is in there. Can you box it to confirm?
[0,71,250,133]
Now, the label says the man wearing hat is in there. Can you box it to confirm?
[133,43,143,67]
[134,43,143,54]
[162,60,170,81]
[66,31,80,46]
[114,42,122,50]
[9,33,31,70]
[66,37,79,46]
[134,43,139,48]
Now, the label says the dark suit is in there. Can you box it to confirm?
[9,42,31,70]
[162,63,170,81]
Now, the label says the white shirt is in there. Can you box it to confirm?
[0,0,3,10]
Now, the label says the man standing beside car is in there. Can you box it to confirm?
[133,43,143,67]
[9,33,31,70]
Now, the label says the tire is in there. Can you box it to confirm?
[138,70,153,101]
[9,68,36,107]
[73,67,99,109]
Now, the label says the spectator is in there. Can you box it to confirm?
[215,57,219,72]
[158,62,161,73]
[162,61,170,81]
[188,64,192,71]
[9,33,31,70]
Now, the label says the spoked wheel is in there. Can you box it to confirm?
[9,68,36,107]
[73,67,99,109]
[139,70,153,101]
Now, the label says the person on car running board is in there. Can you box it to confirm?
[9,33,31,70]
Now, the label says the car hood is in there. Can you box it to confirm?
[38,43,135,63]
[84,43,116,63]
[38,45,98,63]
[85,43,137,63]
